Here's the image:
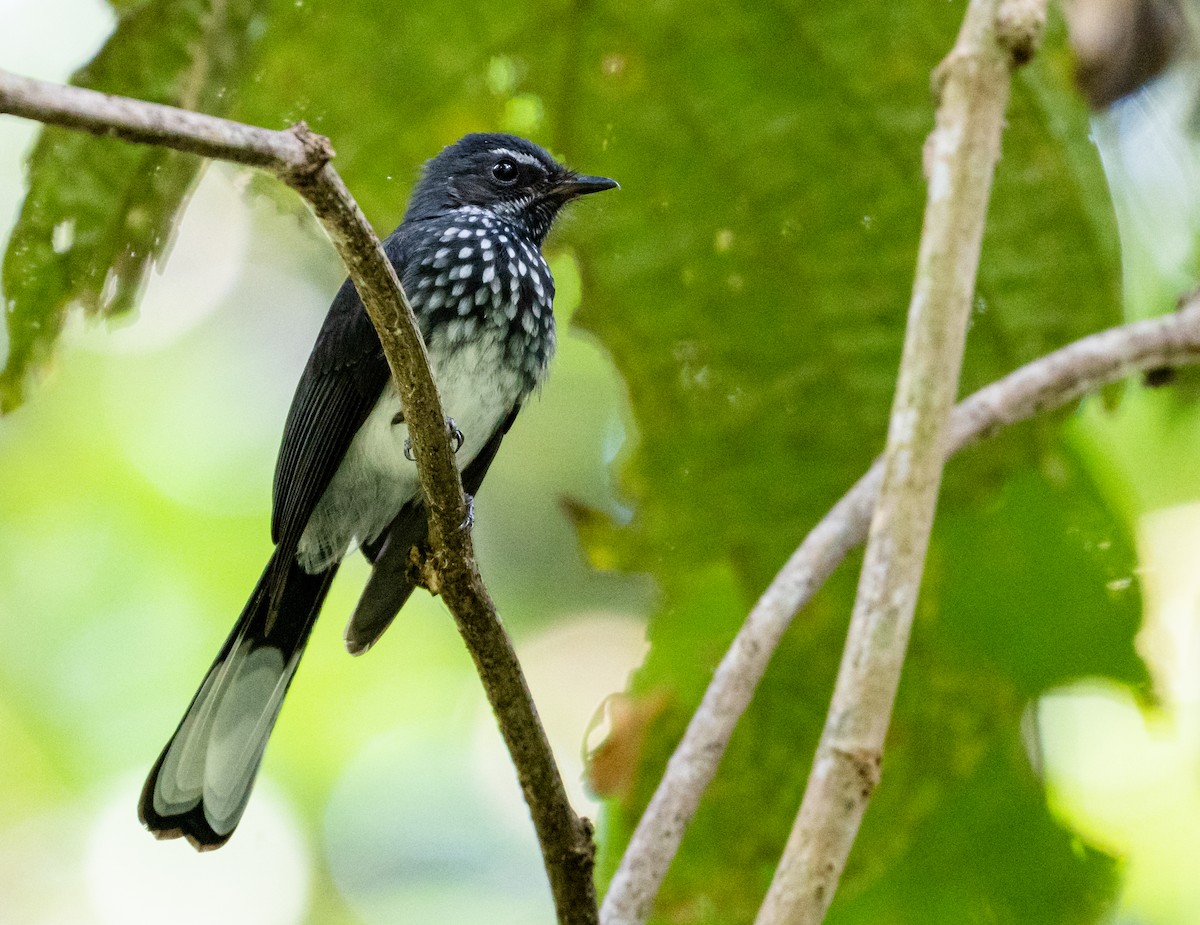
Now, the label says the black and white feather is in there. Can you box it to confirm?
[138,133,616,850]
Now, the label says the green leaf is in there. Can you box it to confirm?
[230,2,1136,918]
[0,0,1144,918]
[550,6,1136,925]
[0,0,270,411]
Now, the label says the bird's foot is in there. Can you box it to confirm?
[402,418,464,461]
[447,418,465,453]
[461,494,475,531]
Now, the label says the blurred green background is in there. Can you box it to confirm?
[5,1,1200,923]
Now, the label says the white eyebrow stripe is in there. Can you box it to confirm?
[490,148,545,169]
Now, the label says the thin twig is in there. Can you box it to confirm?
[0,69,324,173]
[756,2,1045,922]
[600,297,1200,924]
[0,67,597,924]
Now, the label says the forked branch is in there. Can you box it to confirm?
[600,296,1200,924]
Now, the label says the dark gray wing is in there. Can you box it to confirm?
[271,229,417,560]
[343,404,521,655]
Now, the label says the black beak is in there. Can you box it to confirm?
[557,174,620,198]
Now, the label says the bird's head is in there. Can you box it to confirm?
[404,133,618,243]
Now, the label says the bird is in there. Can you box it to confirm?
[138,133,618,850]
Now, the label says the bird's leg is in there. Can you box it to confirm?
[396,410,419,462]
[447,418,465,452]
[403,416,465,461]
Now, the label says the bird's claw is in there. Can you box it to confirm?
[461,494,475,531]
[447,418,465,453]
[403,418,464,461]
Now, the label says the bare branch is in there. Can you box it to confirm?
[603,2,1078,920]
[600,296,1200,925]
[756,2,1046,921]
[0,67,596,924]
[0,69,325,174]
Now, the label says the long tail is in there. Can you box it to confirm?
[139,550,337,850]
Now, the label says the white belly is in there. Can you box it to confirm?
[295,330,526,572]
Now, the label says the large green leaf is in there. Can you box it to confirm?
[0,0,1148,920]
[0,0,269,410]
[554,6,1141,925]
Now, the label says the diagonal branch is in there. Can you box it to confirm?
[0,68,596,925]
[600,295,1200,925]
[602,2,1081,922]
[757,1,1045,921]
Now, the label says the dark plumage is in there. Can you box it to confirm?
[138,133,617,849]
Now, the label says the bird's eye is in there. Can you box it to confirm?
[491,159,519,184]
